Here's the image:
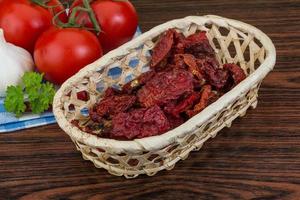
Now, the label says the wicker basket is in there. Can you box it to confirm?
[53,15,276,178]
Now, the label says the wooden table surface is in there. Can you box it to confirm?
[1,0,300,199]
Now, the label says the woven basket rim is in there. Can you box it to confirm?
[53,15,276,153]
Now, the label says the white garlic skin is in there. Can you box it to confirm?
[0,29,34,96]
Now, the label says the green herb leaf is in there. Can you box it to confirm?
[4,86,26,117]
[4,72,56,117]
[23,72,43,103]
[22,72,43,89]
[30,82,56,114]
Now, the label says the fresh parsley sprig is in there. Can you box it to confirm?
[4,72,56,117]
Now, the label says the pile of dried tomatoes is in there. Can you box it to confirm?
[83,29,246,140]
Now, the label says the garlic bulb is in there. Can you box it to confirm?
[0,29,34,97]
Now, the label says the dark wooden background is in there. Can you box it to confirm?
[1,0,300,199]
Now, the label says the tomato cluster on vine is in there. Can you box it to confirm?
[0,0,138,84]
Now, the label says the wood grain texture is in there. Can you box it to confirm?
[1,0,300,199]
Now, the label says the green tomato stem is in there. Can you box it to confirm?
[82,0,101,34]
[52,0,101,33]
[31,0,65,9]
[30,0,50,7]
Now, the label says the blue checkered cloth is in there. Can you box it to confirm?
[0,27,142,133]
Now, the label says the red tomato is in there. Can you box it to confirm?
[34,28,103,85]
[0,0,67,53]
[10,0,68,22]
[0,1,51,52]
[71,0,138,53]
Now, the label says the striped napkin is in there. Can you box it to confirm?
[0,27,142,133]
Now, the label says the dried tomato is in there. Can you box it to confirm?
[111,105,170,139]
[76,91,89,101]
[122,70,156,94]
[171,54,187,69]
[173,31,185,54]
[71,120,102,135]
[181,54,205,81]
[184,32,215,58]
[150,29,174,69]
[223,63,246,85]
[193,78,205,91]
[89,105,103,123]
[197,57,230,90]
[89,93,136,122]
[138,70,156,84]
[196,56,219,70]
[166,114,185,129]
[205,66,230,90]
[165,92,200,117]
[163,100,177,114]
[137,69,194,107]
[103,87,118,97]
[186,85,217,117]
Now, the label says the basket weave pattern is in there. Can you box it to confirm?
[53,16,276,178]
